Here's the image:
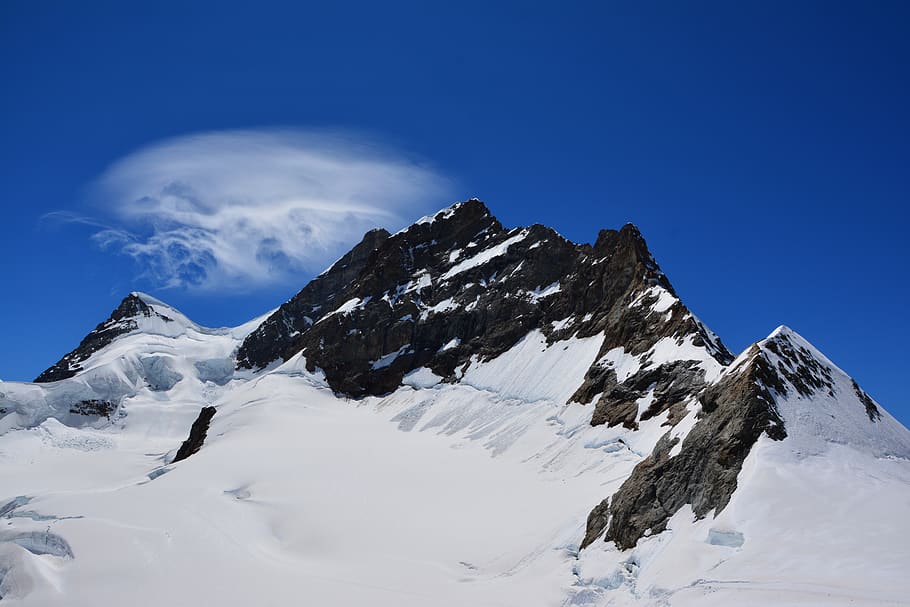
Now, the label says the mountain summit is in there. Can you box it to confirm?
[3,200,909,606]
[237,199,728,397]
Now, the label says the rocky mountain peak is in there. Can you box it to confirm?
[236,199,725,400]
[34,293,173,383]
[401,198,500,243]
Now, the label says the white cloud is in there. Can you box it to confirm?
[83,129,453,291]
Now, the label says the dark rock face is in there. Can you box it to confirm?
[35,294,171,383]
[852,380,882,422]
[588,361,707,430]
[237,199,731,399]
[604,349,787,550]
[68,399,116,418]
[172,406,216,463]
[763,336,835,398]
[236,227,392,373]
[580,498,611,549]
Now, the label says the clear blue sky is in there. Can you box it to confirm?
[2,2,908,425]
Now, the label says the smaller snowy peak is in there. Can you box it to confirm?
[743,326,910,458]
[33,291,251,385]
[128,292,204,331]
[582,325,910,553]
[34,294,175,383]
[129,291,271,341]
[755,325,838,400]
[5,293,265,435]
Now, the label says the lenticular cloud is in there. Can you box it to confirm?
[89,129,452,291]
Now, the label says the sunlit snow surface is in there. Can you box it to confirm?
[1,302,909,605]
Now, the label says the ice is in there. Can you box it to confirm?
[146,467,173,480]
[138,355,183,391]
[0,531,73,558]
[194,358,235,385]
[0,496,31,519]
[223,487,251,500]
[706,528,744,548]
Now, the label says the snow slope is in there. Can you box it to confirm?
[2,298,909,604]
[0,333,636,606]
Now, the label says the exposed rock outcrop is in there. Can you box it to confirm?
[603,346,789,550]
[580,498,611,549]
[172,406,216,463]
[24,199,898,564]
[68,399,116,418]
[852,379,882,422]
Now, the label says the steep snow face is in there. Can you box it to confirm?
[754,326,910,459]
[459,330,604,405]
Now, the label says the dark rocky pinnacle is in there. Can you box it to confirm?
[172,406,216,463]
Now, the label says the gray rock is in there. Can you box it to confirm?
[235,200,731,400]
[172,406,216,463]
[603,349,787,550]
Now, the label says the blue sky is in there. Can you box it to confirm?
[1,2,908,425]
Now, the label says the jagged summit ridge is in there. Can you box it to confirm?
[236,199,729,400]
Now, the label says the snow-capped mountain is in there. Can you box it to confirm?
[1,200,908,606]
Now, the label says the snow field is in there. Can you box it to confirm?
[2,299,909,606]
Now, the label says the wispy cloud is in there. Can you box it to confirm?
[68,129,453,291]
